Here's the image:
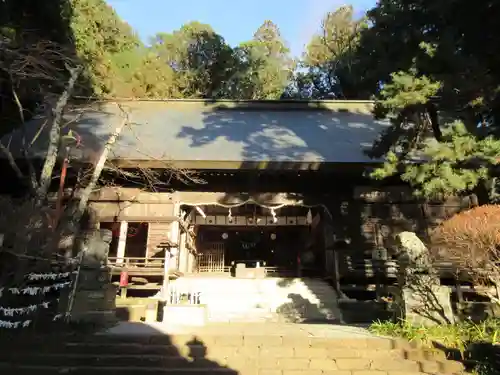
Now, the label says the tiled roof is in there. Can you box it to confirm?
[1,100,390,168]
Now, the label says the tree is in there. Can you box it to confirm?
[69,0,142,97]
[286,6,366,99]
[152,22,237,98]
[228,20,294,99]
[430,205,500,305]
[0,0,80,136]
[0,0,179,133]
[356,0,500,200]
[370,63,500,200]
[0,0,209,265]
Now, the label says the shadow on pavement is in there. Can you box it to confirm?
[0,318,240,375]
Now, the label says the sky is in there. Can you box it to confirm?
[106,0,376,57]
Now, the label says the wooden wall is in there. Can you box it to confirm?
[146,222,172,258]
[326,186,476,259]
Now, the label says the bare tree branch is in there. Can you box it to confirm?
[11,83,39,190]
[0,142,25,181]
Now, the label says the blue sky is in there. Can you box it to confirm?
[106,0,376,57]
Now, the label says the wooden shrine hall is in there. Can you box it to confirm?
[1,99,469,292]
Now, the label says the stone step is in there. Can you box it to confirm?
[0,342,449,361]
[0,364,234,375]
[0,353,225,368]
[0,335,465,375]
[171,277,342,320]
[0,355,465,375]
[1,341,463,370]
[3,334,420,349]
[0,364,466,375]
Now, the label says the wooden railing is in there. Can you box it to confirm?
[193,265,297,277]
[336,257,500,305]
[108,256,165,268]
[337,258,462,279]
[108,256,166,276]
[196,265,231,273]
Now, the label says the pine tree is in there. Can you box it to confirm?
[370,64,500,200]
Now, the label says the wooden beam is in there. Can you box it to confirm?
[87,189,310,206]
[89,201,176,220]
[107,159,378,171]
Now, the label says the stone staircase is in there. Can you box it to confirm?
[0,329,466,374]
[170,276,342,323]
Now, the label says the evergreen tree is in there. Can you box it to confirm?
[358,0,500,200]
[370,64,500,200]
[286,6,366,99]
[228,20,294,99]
[152,22,237,98]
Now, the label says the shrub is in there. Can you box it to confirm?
[430,205,500,304]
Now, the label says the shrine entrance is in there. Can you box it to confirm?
[197,242,226,273]
[195,226,308,276]
[191,203,322,277]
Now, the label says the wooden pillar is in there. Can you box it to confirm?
[169,222,180,271]
[187,252,194,273]
[179,232,188,273]
[144,223,150,258]
[116,221,128,264]
[169,203,181,270]
[162,247,171,301]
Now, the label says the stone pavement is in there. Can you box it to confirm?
[99,321,375,339]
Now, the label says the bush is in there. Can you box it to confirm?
[370,318,500,351]
[430,205,500,303]
[369,319,500,375]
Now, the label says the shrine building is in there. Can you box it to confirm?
[1,99,472,298]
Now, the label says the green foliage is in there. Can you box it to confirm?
[378,69,441,111]
[372,77,500,197]
[151,21,237,98]
[69,0,146,96]
[285,6,366,99]
[369,67,443,182]
[357,0,500,200]
[401,123,500,198]
[370,318,500,351]
[369,63,500,198]
[2,0,500,204]
[370,319,500,375]
[228,21,294,99]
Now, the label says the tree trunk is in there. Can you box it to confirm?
[59,105,128,258]
[74,109,128,224]
[35,66,82,205]
[426,102,442,141]
[56,107,128,258]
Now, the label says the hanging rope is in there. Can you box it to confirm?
[181,200,333,221]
